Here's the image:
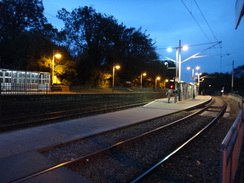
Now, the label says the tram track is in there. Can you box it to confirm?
[0,101,149,132]
[131,98,227,182]
[9,97,229,183]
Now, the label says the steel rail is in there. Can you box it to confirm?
[10,99,214,183]
[0,101,148,132]
[131,101,227,183]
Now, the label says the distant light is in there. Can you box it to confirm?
[196,66,200,70]
[54,53,62,58]
[115,65,120,69]
[195,72,202,76]
[187,67,191,70]
[167,47,173,52]
[182,45,189,51]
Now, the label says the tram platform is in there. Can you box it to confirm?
[0,95,211,182]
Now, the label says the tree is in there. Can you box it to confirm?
[234,65,244,94]
[0,0,48,69]
[0,0,47,41]
[57,6,160,86]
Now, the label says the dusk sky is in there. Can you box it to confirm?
[42,0,244,82]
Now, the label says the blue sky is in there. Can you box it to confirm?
[43,0,244,82]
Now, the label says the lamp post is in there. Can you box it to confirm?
[187,66,200,80]
[167,40,188,101]
[171,40,188,83]
[164,79,169,89]
[52,51,61,85]
[155,76,161,89]
[140,72,147,89]
[195,72,202,86]
[112,64,120,88]
[187,66,200,98]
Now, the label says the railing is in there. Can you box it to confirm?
[220,103,244,183]
[0,89,166,120]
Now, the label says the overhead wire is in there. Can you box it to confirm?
[180,0,213,44]
[193,0,231,72]
[193,0,224,58]
[193,0,219,42]
[157,41,221,50]
[180,0,231,73]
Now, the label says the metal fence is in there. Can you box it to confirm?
[220,99,244,183]
[0,86,167,121]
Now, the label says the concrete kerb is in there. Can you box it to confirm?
[38,96,212,153]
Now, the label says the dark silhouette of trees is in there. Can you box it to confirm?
[57,6,168,86]
[0,0,48,69]
[234,65,244,95]
[0,0,76,84]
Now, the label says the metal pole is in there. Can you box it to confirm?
[140,73,142,89]
[112,65,115,88]
[177,40,182,101]
[192,68,195,80]
[176,49,179,82]
[155,78,157,89]
[231,60,234,93]
[52,51,54,86]
[178,40,182,82]
[198,74,200,86]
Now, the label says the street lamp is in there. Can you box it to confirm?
[112,64,120,88]
[166,41,223,84]
[195,72,202,86]
[140,72,147,89]
[167,40,188,101]
[165,41,224,100]
[187,66,200,80]
[167,40,188,83]
[187,66,200,98]
[155,76,161,88]
[52,51,62,85]
[164,79,169,89]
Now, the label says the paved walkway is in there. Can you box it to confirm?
[0,95,211,183]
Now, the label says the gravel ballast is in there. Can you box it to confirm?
[42,96,243,182]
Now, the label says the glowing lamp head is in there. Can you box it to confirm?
[182,45,189,51]
[54,53,62,58]
[167,47,173,52]
[115,65,120,69]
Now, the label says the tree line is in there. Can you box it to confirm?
[200,65,244,95]
[0,0,174,87]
